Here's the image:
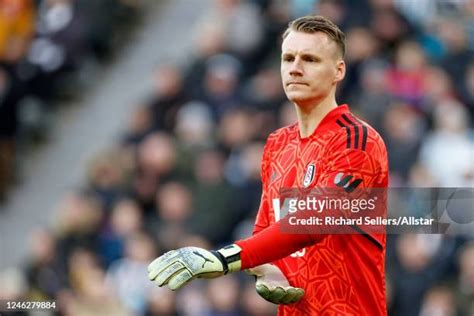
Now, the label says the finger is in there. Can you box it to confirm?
[281,288,305,304]
[256,283,271,299]
[279,289,298,304]
[168,269,194,291]
[154,261,186,286]
[269,286,287,302]
[147,251,179,280]
[257,284,289,304]
[257,284,283,304]
[279,288,302,304]
[293,288,305,302]
[148,260,168,281]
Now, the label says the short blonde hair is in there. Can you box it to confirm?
[283,15,346,58]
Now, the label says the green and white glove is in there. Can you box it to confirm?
[247,263,305,305]
[147,244,242,290]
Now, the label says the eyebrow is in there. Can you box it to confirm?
[281,52,321,60]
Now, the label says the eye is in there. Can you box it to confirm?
[303,55,318,62]
[282,55,294,62]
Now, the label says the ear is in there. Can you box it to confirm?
[334,60,346,83]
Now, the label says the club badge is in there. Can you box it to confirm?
[303,163,316,188]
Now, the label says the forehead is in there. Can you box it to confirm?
[282,31,336,55]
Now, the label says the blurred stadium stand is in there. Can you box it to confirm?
[0,0,473,315]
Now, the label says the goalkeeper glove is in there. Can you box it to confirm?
[247,263,304,305]
[147,244,242,290]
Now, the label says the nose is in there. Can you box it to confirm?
[289,58,303,76]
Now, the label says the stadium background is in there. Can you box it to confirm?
[0,0,473,315]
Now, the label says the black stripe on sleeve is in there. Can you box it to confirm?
[342,114,359,149]
[349,114,368,151]
[361,125,367,151]
[353,125,359,149]
[336,119,345,128]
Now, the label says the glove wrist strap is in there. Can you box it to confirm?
[214,244,242,274]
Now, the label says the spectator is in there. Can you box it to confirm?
[419,101,474,187]
[174,100,215,150]
[0,0,34,201]
[241,67,286,113]
[339,27,380,109]
[389,234,455,316]
[200,54,243,120]
[54,192,104,272]
[351,60,392,131]
[419,285,458,316]
[393,0,436,27]
[218,108,256,154]
[200,0,264,60]
[136,131,177,179]
[148,63,188,133]
[459,61,474,120]
[0,267,27,301]
[438,18,472,95]
[99,198,144,267]
[370,4,414,54]
[25,0,89,102]
[25,229,64,300]
[0,66,24,202]
[456,242,474,315]
[184,23,226,99]
[106,232,157,315]
[175,281,211,316]
[315,0,349,31]
[422,66,458,113]
[382,103,425,183]
[86,148,127,212]
[191,149,239,245]
[145,286,179,316]
[152,181,195,251]
[228,142,265,222]
[0,0,35,63]
[122,104,154,147]
[68,249,129,316]
[385,40,428,109]
[207,276,241,316]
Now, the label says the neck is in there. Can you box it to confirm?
[295,94,337,138]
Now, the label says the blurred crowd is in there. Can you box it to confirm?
[1,0,474,315]
[0,0,142,202]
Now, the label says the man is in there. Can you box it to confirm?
[148,15,389,315]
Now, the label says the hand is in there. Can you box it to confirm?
[247,264,304,305]
[148,245,241,291]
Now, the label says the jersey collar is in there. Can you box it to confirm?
[296,104,350,140]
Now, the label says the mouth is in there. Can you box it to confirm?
[286,82,308,86]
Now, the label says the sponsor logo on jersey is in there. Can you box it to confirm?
[334,172,362,193]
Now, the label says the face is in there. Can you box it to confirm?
[281,31,345,107]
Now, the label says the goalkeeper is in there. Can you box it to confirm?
[148,15,389,315]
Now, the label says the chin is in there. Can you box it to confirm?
[286,92,312,104]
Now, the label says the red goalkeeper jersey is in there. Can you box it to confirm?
[236,105,389,315]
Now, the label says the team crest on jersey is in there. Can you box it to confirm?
[303,163,316,188]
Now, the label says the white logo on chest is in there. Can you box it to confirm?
[303,163,316,188]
